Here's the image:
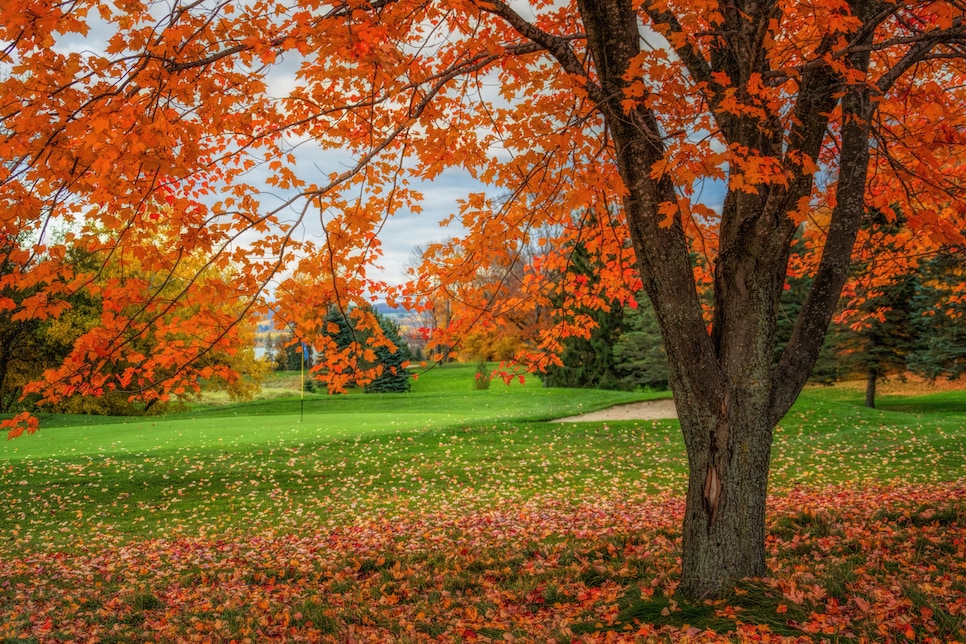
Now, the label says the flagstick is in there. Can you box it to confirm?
[300,344,305,423]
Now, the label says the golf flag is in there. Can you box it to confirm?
[300,342,308,421]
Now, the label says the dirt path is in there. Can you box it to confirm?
[553,375,966,422]
[554,398,678,422]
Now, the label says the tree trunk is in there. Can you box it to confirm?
[680,458,770,598]
[569,0,875,602]
[671,363,777,598]
[865,368,877,408]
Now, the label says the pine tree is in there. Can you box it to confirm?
[907,252,966,382]
[612,299,669,391]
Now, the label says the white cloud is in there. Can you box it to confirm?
[33,4,495,293]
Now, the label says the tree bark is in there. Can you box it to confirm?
[506,0,905,600]
[865,368,877,409]
[677,396,774,598]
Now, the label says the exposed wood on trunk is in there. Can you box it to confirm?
[702,463,722,526]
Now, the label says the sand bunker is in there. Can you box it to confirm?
[554,398,677,422]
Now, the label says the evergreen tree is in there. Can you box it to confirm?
[318,306,412,393]
[830,273,917,408]
[539,230,676,391]
[907,252,966,381]
[541,241,624,389]
[364,313,412,393]
[612,298,669,390]
[540,309,624,389]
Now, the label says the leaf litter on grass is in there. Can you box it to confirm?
[0,480,963,642]
[2,389,964,642]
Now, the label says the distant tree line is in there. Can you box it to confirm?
[0,234,264,415]
[542,242,963,406]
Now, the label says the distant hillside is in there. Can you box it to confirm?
[372,301,410,319]
[257,302,413,334]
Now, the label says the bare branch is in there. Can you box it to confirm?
[474,0,600,102]
[878,35,966,93]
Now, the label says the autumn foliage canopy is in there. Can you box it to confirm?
[1,0,963,421]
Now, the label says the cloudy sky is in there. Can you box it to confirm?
[47,3,722,292]
[46,13,489,290]
[263,154,483,287]
[253,43,500,289]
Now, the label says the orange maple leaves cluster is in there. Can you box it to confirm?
[2,0,966,433]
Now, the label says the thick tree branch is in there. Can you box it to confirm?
[770,94,874,425]
[877,33,966,93]
[576,0,727,422]
[475,0,600,101]
[639,0,712,87]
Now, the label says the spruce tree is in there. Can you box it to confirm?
[320,306,411,393]
[612,299,669,391]
[907,252,966,382]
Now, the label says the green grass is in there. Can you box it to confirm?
[771,387,966,485]
[1,363,663,461]
[0,370,962,547]
[0,368,963,641]
[1,364,675,544]
[802,382,966,415]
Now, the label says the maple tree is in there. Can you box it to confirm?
[2,0,966,598]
